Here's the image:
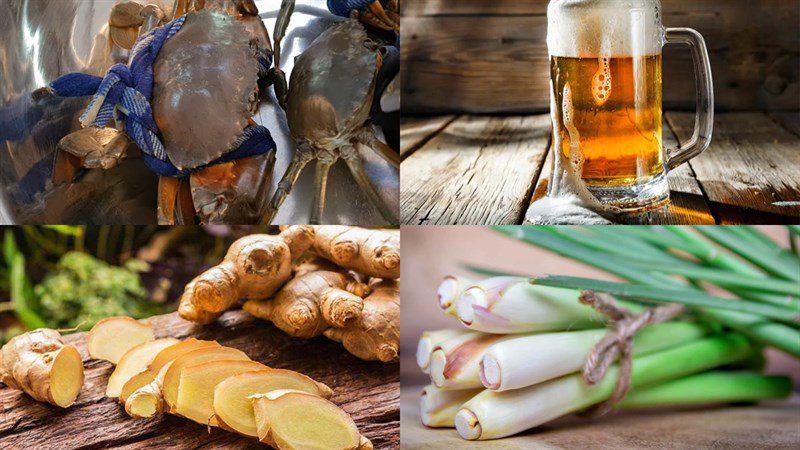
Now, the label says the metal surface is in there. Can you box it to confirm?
[0,0,399,224]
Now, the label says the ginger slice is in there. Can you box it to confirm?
[0,329,85,407]
[252,390,372,450]
[176,360,267,426]
[162,346,250,412]
[87,316,154,364]
[119,338,220,403]
[106,338,179,398]
[214,369,333,437]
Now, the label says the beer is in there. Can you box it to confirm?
[550,54,663,187]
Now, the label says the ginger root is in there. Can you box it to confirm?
[288,226,400,279]
[178,226,314,324]
[0,329,85,407]
[243,270,371,339]
[252,390,372,450]
[106,338,179,398]
[324,279,400,362]
[87,316,154,364]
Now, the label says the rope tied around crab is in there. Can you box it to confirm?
[44,14,275,178]
[577,290,686,417]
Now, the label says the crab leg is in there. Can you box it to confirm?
[172,0,192,18]
[355,1,399,32]
[310,151,337,224]
[262,143,315,224]
[341,144,398,224]
[268,0,296,108]
[357,128,399,169]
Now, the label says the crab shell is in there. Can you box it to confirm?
[286,20,378,149]
[152,9,262,171]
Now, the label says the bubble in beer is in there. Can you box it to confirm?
[592,57,612,106]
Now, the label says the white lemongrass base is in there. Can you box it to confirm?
[416,329,472,374]
[420,385,482,428]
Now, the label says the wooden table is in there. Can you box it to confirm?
[400,387,800,449]
[0,311,399,449]
[401,112,800,224]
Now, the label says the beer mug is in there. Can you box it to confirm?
[547,0,713,212]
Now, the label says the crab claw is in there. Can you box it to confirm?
[356,1,399,33]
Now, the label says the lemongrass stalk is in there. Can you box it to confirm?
[417,329,473,374]
[438,276,473,317]
[455,334,754,440]
[481,321,707,391]
[619,371,792,409]
[694,226,800,282]
[420,385,483,428]
[429,332,516,389]
[534,276,799,322]
[541,226,684,266]
[492,226,800,357]
[454,277,609,334]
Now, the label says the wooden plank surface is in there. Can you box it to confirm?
[667,112,800,223]
[400,115,457,158]
[400,115,550,225]
[400,388,800,449]
[400,112,799,224]
[0,311,400,449]
[401,0,800,113]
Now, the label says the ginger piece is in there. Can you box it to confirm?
[243,270,371,339]
[125,374,165,419]
[106,338,179,398]
[162,346,250,412]
[252,390,372,450]
[288,226,400,279]
[178,227,314,324]
[176,360,267,426]
[214,369,333,437]
[87,316,154,364]
[324,279,400,362]
[0,329,84,407]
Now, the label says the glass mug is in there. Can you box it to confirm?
[547,0,713,212]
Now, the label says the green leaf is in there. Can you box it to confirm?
[10,253,46,330]
[534,275,799,323]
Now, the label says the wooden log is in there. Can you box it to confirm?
[0,311,399,449]
[666,111,800,223]
[400,115,550,225]
[402,0,800,113]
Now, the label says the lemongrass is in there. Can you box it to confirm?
[455,277,608,334]
[620,371,792,409]
[417,329,472,374]
[438,276,473,317]
[494,227,800,354]
[533,276,798,322]
[481,321,707,391]
[456,334,754,440]
[429,332,515,389]
[420,385,482,428]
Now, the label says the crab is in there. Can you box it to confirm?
[41,0,286,224]
[263,18,400,224]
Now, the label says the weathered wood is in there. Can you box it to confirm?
[667,111,800,223]
[529,119,715,224]
[400,388,800,449]
[402,0,800,113]
[0,311,399,450]
[400,115,457,158]
[400,115,550,225]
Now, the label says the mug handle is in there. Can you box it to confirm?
[664,28,714,170]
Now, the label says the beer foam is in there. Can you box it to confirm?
[547,0,663,58]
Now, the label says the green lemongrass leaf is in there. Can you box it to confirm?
[664,226,763,275]
[9,253,46,330]
[542,226,684,265]
[42,225,83,236]
[492,226,800,358]
[620,371,793,409]
[3,229,18,266]
[694,226,800,282]
[533,276,798,322]
[461,264,526,278]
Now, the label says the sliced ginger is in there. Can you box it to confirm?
[176,360,267,426]
[162,346,250,412]
[106,338,179,398]
[252,390,372,450]
[87,316,154,364]
[214,369,333,437]
[0,329,85,407]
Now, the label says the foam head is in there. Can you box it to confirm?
[547,0,663,58]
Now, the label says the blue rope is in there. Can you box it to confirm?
[327,0,373,17]
[45,15,275,178]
